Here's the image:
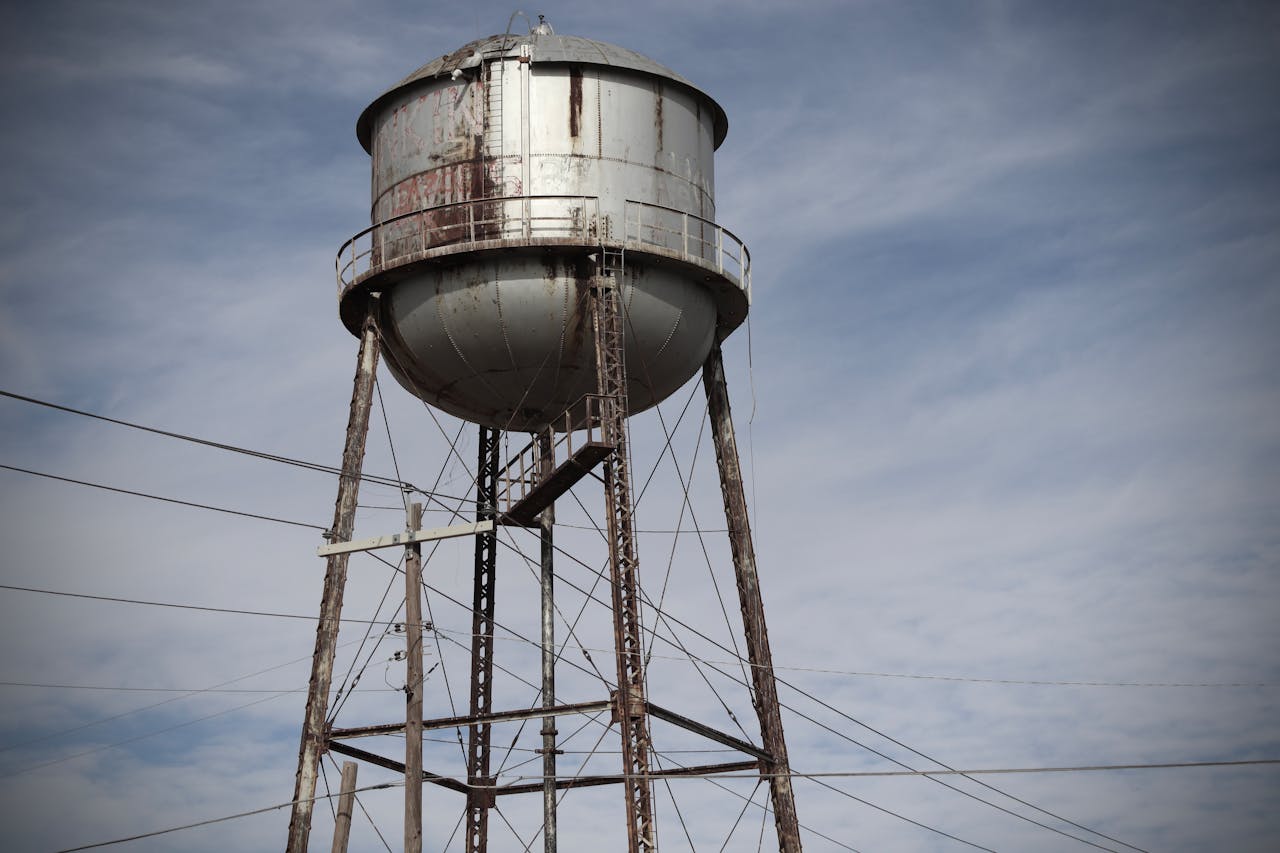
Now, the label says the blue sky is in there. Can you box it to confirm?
[1,0,1277,850]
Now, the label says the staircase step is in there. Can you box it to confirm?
[502,441,613,527]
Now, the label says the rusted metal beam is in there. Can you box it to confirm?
[326,741,470,795]
[286,310,381,853]
[538,431,559,853]
[591,272,657,853]
[703,342,803,852]
[328,700,613,740]
[495,760,761,797]
[467,425,501,853]
[504,441,612,526]
[645,702,771,762]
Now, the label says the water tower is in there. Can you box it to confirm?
[287,17,800,852]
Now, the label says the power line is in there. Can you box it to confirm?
[52,781,398,852]
[0,583,401,625]
[0,502,1270,691]
[423,630,1278,690]
[9,691,293,776]
[0,681,398,694]
[0,388,472,501]
[804,759,1280,777]
[445,526,1001,852]
[487,758,1280,782]
[0,463,326,530]
[763,666,1278,689]
[0,638,368,756]
[530,534,1143,851]
[0,388,400,484]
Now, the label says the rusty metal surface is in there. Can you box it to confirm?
[355,32,727,153]
[466,425,500,853]
[328,700,612,740]
[286,313,381,853]
[703,343,803,853]
[312,27,788,852]
[538,430,558,853]
[645,702,772,762]
[344,30,747,430]
[591,271,657,853]
[364,58,718,226]
[495,760,761,797]
[326,741,470,795]
[335,197,750,319]
[369,251,718,431]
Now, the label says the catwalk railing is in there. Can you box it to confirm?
[335,195,750,303]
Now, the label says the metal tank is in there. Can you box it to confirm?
[336,19,750,430]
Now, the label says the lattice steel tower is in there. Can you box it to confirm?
[286,17,800,852]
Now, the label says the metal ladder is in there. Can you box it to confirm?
[483,59,503,173]
[590,256,657,853]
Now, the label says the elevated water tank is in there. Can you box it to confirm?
[336,22,750,430]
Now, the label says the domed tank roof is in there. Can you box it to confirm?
[355,31,729,153]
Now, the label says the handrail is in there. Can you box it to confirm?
[496,394,612,515]
[335,195,599,296]
[334,195,751,304]
[623,200,751,304]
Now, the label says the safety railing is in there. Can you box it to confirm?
[623,200,752,303]
[497,394,614,519]
[336,195,751,305]
[336,195,600,296]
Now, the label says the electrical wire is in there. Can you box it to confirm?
[504,403,1133,846]
[5,385,1247,849]
[0,676,322,691]
[520,526,1142,850]
[0,638,364,755]
[51,781,398,852]
[802,774,997,852]
[485,758,1280,781]
[0,388,407,489]
[3,579,1269,690]
[0,463,326,530]
[9,691,293,776]
[0,583,399,625]
[355,539,1055,852]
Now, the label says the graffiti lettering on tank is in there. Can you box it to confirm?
[381,161,520,220]
[430,83,483,151]
[374,82,484,185]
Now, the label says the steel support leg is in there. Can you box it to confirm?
[286,311,381,853]
[590,272,657,853]
[702,343,802,852]
[466,425,501,853]
[538,432,559,853]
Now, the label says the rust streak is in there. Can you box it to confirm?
[654,82,664,152]
[569,68,583,138]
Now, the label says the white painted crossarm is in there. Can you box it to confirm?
[317,520,495,557]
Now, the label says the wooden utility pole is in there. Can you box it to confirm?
[404,501,425,853]
[287,311,381,853]
[330,761,359,853]
[703,342,803,852]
